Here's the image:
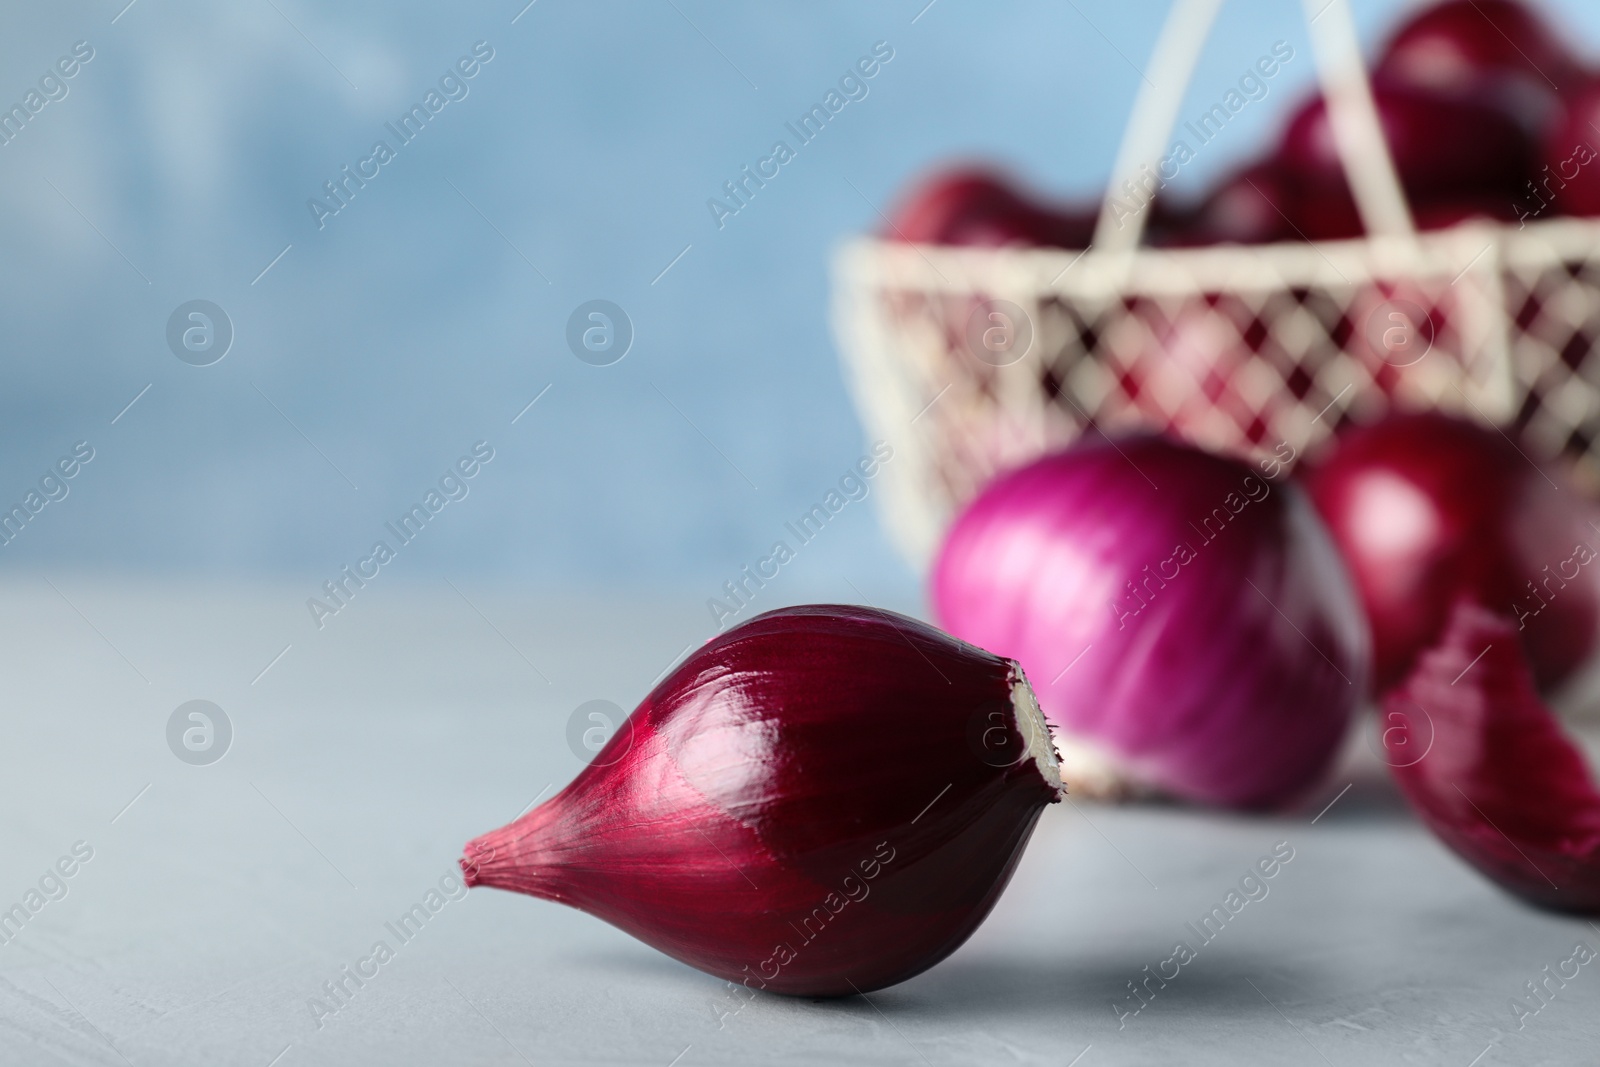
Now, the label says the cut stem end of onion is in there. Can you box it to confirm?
[1010,666,1065,798]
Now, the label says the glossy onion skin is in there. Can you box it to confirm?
[462,605,1061,996]
[1384,602,1600,913]
[1303,411,1600,694]
[1278,83,1534,229]
[932,435,1368,810]
[1375,0,1581,97]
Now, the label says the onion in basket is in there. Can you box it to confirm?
[1375,0,1581,98]
[1173,161,1301,246]
[1277,82,1534,241]
[883,166,1095,250]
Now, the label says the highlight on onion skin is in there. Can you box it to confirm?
[1382,601,1600,914]
[931,434,1368,811]
[461,605,1063,997]
[1374,0,1582,98]
[1302,410,1600,695]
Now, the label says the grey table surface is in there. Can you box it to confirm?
[1,578,1596,1066]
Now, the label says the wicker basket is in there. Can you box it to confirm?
[831,0,1600,566]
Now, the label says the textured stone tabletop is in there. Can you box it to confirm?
[0,580,1594,1066]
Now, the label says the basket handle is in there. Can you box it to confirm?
[1091,0,1415,252]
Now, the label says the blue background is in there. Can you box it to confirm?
[1,0,1596,614]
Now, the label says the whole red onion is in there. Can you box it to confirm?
[1182,161,1302,246]
[885,166,1095,249]
[1302,411,1600,693]
[1384,601,1600,913]
[1278,83,1534,214]
[931,434,1367,810]
[1375,0,1581,97]
[462,605,1061,996]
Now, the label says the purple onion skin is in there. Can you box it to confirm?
[932,435,1369,810]
[463,605,1061,996]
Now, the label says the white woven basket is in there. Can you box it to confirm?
[831,0,1600,566]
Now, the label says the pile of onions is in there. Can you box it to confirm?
[931,433,1369,810]
[462,418,1600,990]
[451,0,1600,998]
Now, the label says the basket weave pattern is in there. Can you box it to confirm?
[833,216,1600,565]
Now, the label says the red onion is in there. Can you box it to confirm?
[1383,601,1600,913]
[1180,161,1302,246]
[1278,82,1534,227]
[1303,411,1600,693]
[461,605,1061,996]
[931,434,1367,810]
[1375,0,1581,98]
[884,166,1095,249]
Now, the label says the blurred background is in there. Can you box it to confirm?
[1,0,1596,617]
